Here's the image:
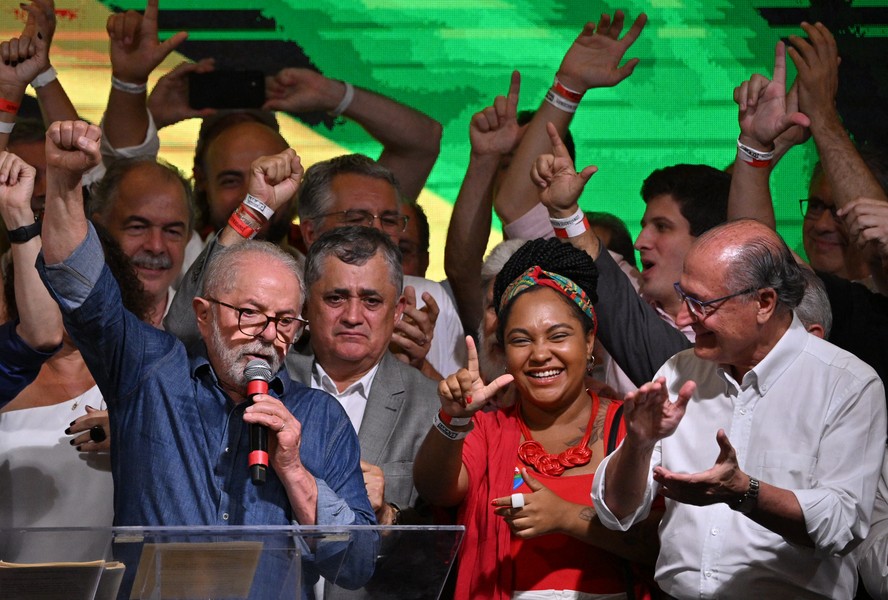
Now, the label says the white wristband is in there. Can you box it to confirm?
[433,411,472,441]
[31,66,58,89]
[0,121,14,134]
[111,76,148,94]
[544,89,578,114]
[550,207,590,239]
[549,207,585,228]
[242,194,274,220]
[330,81,355,117]
[736,139,774,168]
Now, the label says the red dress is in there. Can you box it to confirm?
[457,399,641,600]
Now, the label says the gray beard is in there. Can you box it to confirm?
[208,318,284,391]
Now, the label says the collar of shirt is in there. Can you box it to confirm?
[312,359,381,400]
[716,312,806,397]
[190,345,287,403]
[645,295,696,343]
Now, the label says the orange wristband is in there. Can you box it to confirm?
[0,98,20,114]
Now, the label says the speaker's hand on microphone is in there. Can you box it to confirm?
[247,148,303,213]
[244,392,304,471]
[244,393,319,524]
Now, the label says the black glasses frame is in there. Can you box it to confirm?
[207,298,307,343]
[799,198,839,221]
[673,283,757,319]
[317,209,409,233]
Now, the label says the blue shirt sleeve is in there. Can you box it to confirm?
[0,320,58,407]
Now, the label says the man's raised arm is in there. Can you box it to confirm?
[727,41,810,227]
[264,68,441,201]
[494,10,646,226]
[41,121,102,264]
[789,22,887,209]
[444,71,521,333]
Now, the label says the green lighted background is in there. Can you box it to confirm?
[5,1,887,279]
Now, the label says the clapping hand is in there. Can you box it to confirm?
[623,377,695,449]
[653,429,748,506]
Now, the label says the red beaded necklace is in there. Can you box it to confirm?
[516,390,599,477]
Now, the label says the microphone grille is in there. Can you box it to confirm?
[244,359,273,382]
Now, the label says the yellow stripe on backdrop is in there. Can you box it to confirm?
[1,0,502,282]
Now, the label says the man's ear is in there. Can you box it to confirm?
[301,219,318,247]
[806,322,826,339]
[194,296,212,338]
[756,288,779,324]
[393,294,407,325]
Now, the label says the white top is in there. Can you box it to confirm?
[0,386,114,562]
[404,275,466,378]
[592,315,887,599]
[856,452,888,599]
[311,360,380,433]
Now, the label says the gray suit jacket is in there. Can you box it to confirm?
[285,349,439,513]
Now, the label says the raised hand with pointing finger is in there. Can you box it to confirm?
[531,121,597,218]
[438,335,514,419]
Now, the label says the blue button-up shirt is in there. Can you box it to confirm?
[0,320,56,407]
[38,224,378,595]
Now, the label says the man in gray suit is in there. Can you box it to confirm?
[291,225,440,526]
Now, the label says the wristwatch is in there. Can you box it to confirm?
[388,502,403,525]
[6,220,42,244]
[729,476,760,514]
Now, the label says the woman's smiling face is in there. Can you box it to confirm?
[503,287,594,409]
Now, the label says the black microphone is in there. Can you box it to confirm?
[245,359,273,485]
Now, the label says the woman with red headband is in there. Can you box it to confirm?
[414,237,659,600]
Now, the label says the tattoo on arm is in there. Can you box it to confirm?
[579,506,595,522]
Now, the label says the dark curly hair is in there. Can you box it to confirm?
[3,224,151,324]
[493,238,598,344]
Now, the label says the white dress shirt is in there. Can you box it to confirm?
[856,451,888,599]
[311,360,380,433]
[592,315,887,599]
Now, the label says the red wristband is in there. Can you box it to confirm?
[228,210,258,239]
[552,78,584,103]
[439,409,472,427]
[0,98,21,114]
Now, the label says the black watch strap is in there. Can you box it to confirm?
[6,220,42,244]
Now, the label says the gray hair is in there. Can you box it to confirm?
[89,157,196,233]
[700,220,805,313]
[297,154,401,224]
[304,226,403,292]
[201,241,304,306]
[795,268,833,337]
[480,239,528,290]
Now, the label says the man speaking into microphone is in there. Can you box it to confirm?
[36,121,378,596]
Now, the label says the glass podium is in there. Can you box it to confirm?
[0,525,463,600]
